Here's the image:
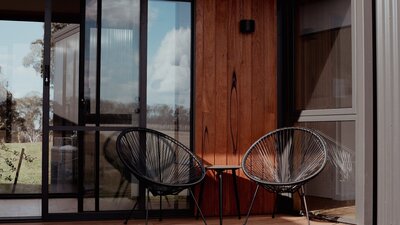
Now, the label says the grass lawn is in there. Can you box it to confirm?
[0,142,42,193]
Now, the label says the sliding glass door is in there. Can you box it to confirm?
[42,0,193,219]
[0,0,193,220]
[84,0,142,212]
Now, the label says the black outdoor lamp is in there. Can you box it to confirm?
[240,19,255,34]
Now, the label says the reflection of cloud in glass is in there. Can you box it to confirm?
[148,28,191,107]
[0,53,8,62]
[91,0,140,28]
[85,0,97,22]
[100,28,139,104]
[0,47,42,99]
[148,6,159,30]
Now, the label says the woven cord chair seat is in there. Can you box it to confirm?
[116,127,207,224]
[242,127,327,225]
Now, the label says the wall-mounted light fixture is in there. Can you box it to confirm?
[240,19,255,34]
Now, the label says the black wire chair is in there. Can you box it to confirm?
[116,127,207,225]
[241,127,327,225]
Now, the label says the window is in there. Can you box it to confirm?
[291,0,356,223]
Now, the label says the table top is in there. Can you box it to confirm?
[206,165,241,170]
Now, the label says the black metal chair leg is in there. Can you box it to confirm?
[299,186,310,225]
[189,188,207,225]
[124,198,139,224]
[144,189,150,225]
[164,195,171,207]
[243,184,260,225]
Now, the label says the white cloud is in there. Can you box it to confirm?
[147,27,191,107]
[147,7,159,30]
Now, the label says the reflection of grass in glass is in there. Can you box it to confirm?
[0,142,42,185]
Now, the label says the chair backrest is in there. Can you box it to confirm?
[242,127,327,193]
[116,127,205,195]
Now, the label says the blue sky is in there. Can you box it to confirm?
[0,21,43,98]
[0,1,192,108]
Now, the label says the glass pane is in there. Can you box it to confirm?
[99,0,140,126]
[147,1,191,148]
[83,131,95,211]
[0,199,41,217]
[51,24,80,126]
[49,130,79,193]
[298,121,355,222]
[295,0,352,110]
[84,0,98,126]
[99,131,138,211]
[49,198,78,213]
[0,21,43,195]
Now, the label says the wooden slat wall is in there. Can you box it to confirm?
[195,0,277,216]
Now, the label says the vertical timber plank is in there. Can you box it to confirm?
[226,0,240,215]
[202,0,217,216]
[237,0,255,216]
[214,0,229,166]
[195,0,204,164]
[250,0,267,214]
[194,0,208,216]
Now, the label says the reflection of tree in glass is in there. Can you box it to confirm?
[22,23,68,77]
[1,90,42,143]
[147,104,190,131]
[0,83,36,182]
[16,95,42,143]
[99,100,139,114]
[19,23,67,140]
[0,89,25,142]
[1,66,42,144]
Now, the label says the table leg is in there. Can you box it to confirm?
[218,170,223,225]
[232,169,241,219]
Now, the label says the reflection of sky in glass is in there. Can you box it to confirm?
[0,21,43,99]
[0,1,192,110]
[147,1,191,108]
[100,0,140,106]
[100,29,139,104]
